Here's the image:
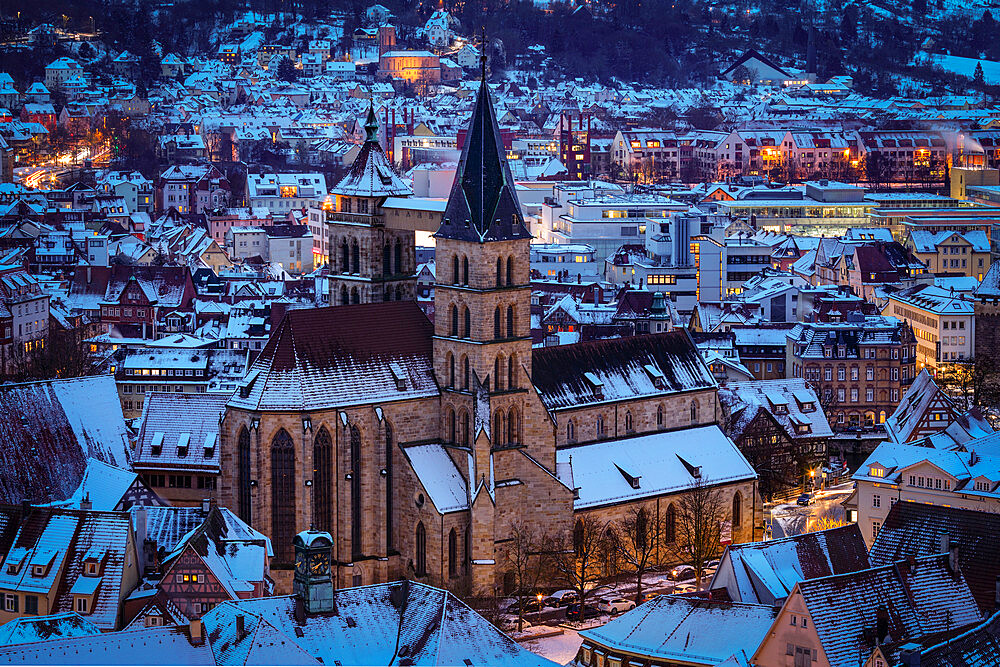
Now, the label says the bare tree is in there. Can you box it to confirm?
[502,520,547,633]
[666,478,728,589]
[545,514,611,613]
[611,506,660,604]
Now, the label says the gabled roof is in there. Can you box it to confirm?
[796,554,981,667]
[721,49,791,78]
[885,369,956,443]
[228,302,438,412]
[717,525,870,605]
[135,393,228,473]
[0,624,214,664]
[531,330,715,411]
[0,612,100,647]
[870,501,1000,614]
[580,595,777,665]
[435,71,531,243]
[904,611,1000,667]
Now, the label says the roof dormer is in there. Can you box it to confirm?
[583,372,604,399]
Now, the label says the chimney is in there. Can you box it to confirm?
[134,505,148,571]
[80,492,92,511]
[236,614,245,639]
[188,618,204,646]
[939,534,950,554]
[948,542,960,574]
[875,604,889,644]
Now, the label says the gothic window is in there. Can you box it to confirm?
[461,410,470,446]
[625,411,633,432]
[494,307,501,339]
[340,286,349,306]
[506,256,514,286]
[462,255,469,285]
[340,240,349,273]
[567,420,575,442]
[493,410,504,445]
[657,405,664,428]
[270,429,295,563]
[733,491,742,528]
[351,287,359,304]
[597,415,604,437]
[237,427,251,524]
[494,355,504,391]
[462,355,469,390]
[313,428,332,533]
[506,305,514,338]
[415,522,426,576]
[448,408,456,443]
[385,422,394,552]
[463,307,471,338]
[448,352,455,388]
[690,400,699,423]
[351,240,360,274]
[450,305,459,336]
[395,239,403,275]
[383,243,391,276]
[573,519,584,556]
[507,355,515,389]
[350,426,362,559]
[665,504,676,543]
[453,255,460,284]
[496,257,503,287]
[507,407,519,445]
[448,528,457,577]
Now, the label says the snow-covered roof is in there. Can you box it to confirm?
[135,392,228,473]
[0,613,100,648]
[402,444,469,514]
[558,425,756,509]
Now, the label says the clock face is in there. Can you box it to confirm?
[295,553,307,573]
[310,553,329,575]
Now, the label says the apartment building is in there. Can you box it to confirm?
[881,284,974,371]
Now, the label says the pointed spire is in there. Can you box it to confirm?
[364,102,379,144]
[479,26,487,83]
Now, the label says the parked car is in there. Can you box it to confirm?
[797,493,814,506]
[639,592,661,604]
[566,603,602,620]
[597,598,637,615]
[705,559,720,570]
[674,584,698,594]
[544,590,579,607]
[504,598,545,614]
[670,564,696,581]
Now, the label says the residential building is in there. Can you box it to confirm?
[881,284,974,370]
[154,165,231,215]
[0,264,49,367]
[43,58,83,90]
[264,224,313,274]
[905,229,991,280]
[246,173,327,215]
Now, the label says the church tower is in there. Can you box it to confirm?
[327,105,416,306]
[433,55,533,469]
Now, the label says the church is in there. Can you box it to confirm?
[219,67,759,594]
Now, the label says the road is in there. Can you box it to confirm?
[15,143,110,189]
[768,482,854,539]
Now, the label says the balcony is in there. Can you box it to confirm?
[325,211,381,225]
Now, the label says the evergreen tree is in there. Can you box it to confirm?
[975,61,985,86]
[276,56,298,82]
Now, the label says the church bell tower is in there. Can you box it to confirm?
[293,530,335,614]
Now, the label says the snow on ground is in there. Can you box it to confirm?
[522,628,583,666]
[919,53,1000,84]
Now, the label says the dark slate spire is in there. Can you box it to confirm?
[364,101,379,143]
[434,40,531,243]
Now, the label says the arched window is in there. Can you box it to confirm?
[494,355,504,391]
[350,426,362,559]
[450,305,459,336]
[395,239,403,275]
[567,420,575,442]
[351,287,360,304]
[453,255,460,284]
[690,400,699,423]
[340,240,349,273]
[657,405,664,428]
[573,519,584,556]
[461,410,470,446]
[596,415,604,437]
[506,256,514,286]
[448,407,456,443]
[237,427,251,524]
[507,407,519,445]
[665,504,676,543]
[385,422,394,552]
[383,243,391,276]
[313,427,332,532]
[447,352,455,387]
[507,354,515,389]
[496,257,503,286]
[733,492,742,528]
[463,307,471,338]
[340,285,349,306]
[271,429,296,562]
[351,240,360,274]
[493,411,504,445]
[625,411,633,432]
[879,410,887,424]
[462,356,470,390]
[415,522,426,576]
[448,528,458,577]
[462,255,469,285]
[636,509,648,550]
[494,307,501,339]
[506,305,514,338]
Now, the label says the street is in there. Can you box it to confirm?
[768,482,854,539]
